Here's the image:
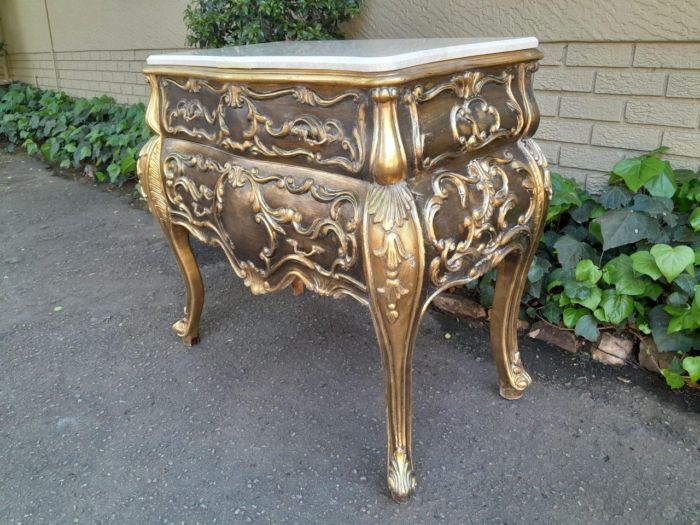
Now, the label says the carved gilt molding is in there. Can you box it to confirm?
[160,78,367,174]
[423,147,537,287]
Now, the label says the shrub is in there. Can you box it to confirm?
[184,0,363,48]
[0,82,151,185]
[470,148,700,389]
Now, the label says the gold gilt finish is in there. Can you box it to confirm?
[138,48,549,502]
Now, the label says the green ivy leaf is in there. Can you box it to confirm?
[594,210,661,251]
[661,369,685,389]
[650,244,695,283]
[643,162,676,198]
[689,208,700,232]
[602,254,634,285]
[615,274,649,296]
[563,307,589,329]
[630,195,674,219]
[630,251,662,281]
[642,282,663,301]
[598,290,634,325]
[674,274,697,296]
[649,305,700,352]
[613,155,667,192]
[554,236,598,269]
[77,145,92,161]
[682,356,700,383]
[542,302,562,324]
[569,200,598,224]
[575,259,602,284]
[598,185,633,210]
[564,280,602,311]
[574,314,599,342]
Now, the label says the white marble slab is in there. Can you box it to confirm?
[147,38,538,72]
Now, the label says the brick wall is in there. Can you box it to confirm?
[536,42,700,191]
[6,49,182,105]
[7,42,700,192]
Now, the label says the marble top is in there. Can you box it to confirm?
[146,38,538,72]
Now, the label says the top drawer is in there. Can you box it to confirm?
[157,77,369,176]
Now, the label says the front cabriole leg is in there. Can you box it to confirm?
[364,87,425,502]
[138,77,205,346]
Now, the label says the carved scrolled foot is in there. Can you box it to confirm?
[387,448,416,503]
[498,357,532,400]
[172,310,199,346]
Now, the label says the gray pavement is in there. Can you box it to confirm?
[1,150,699,525]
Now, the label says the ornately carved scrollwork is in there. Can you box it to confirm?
[160,79,367,174]
[423,146,536,287]
[161,151,366,302]
[403,66,526,170]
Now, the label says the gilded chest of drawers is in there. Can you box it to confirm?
[138,38,550,502]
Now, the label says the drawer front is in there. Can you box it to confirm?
[411,138,548,290]
[159,139,368,301]
[158,77,369,177]
[400,61,539,173]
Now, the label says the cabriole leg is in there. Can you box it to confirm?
[363,182,425,502]
[167,223,204,346]
[138,136,204,347]
[489,248,534,399]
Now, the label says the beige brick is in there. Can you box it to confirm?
[534,68,595,92]
[539,43,566,66]
[534,93,559,116]
[665,155,700,172]
[535,140,561,164]
[585,171,612,194]
[666,73,700,98]
[559,95,625,122]
[566,43,633,67]
[109,50,135,61]
[595,71,666,96]
[560,144,631,172]
[625,100,700,128]
[591,124,661,151]
[134,50,152,61]
[662,131,700,158]
[634,43,700,69]
[537,117,592,144]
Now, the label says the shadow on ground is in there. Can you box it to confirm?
[1,151,699,524]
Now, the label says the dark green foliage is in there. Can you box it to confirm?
[184,0,363,48]
[475,149,700,389]
[0,82,150,185]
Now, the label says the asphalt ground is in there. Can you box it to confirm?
[1,151,699,524]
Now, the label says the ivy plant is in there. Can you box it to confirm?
[0,82,150,185]
[184,0,363,48]
[471,148,700,390]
